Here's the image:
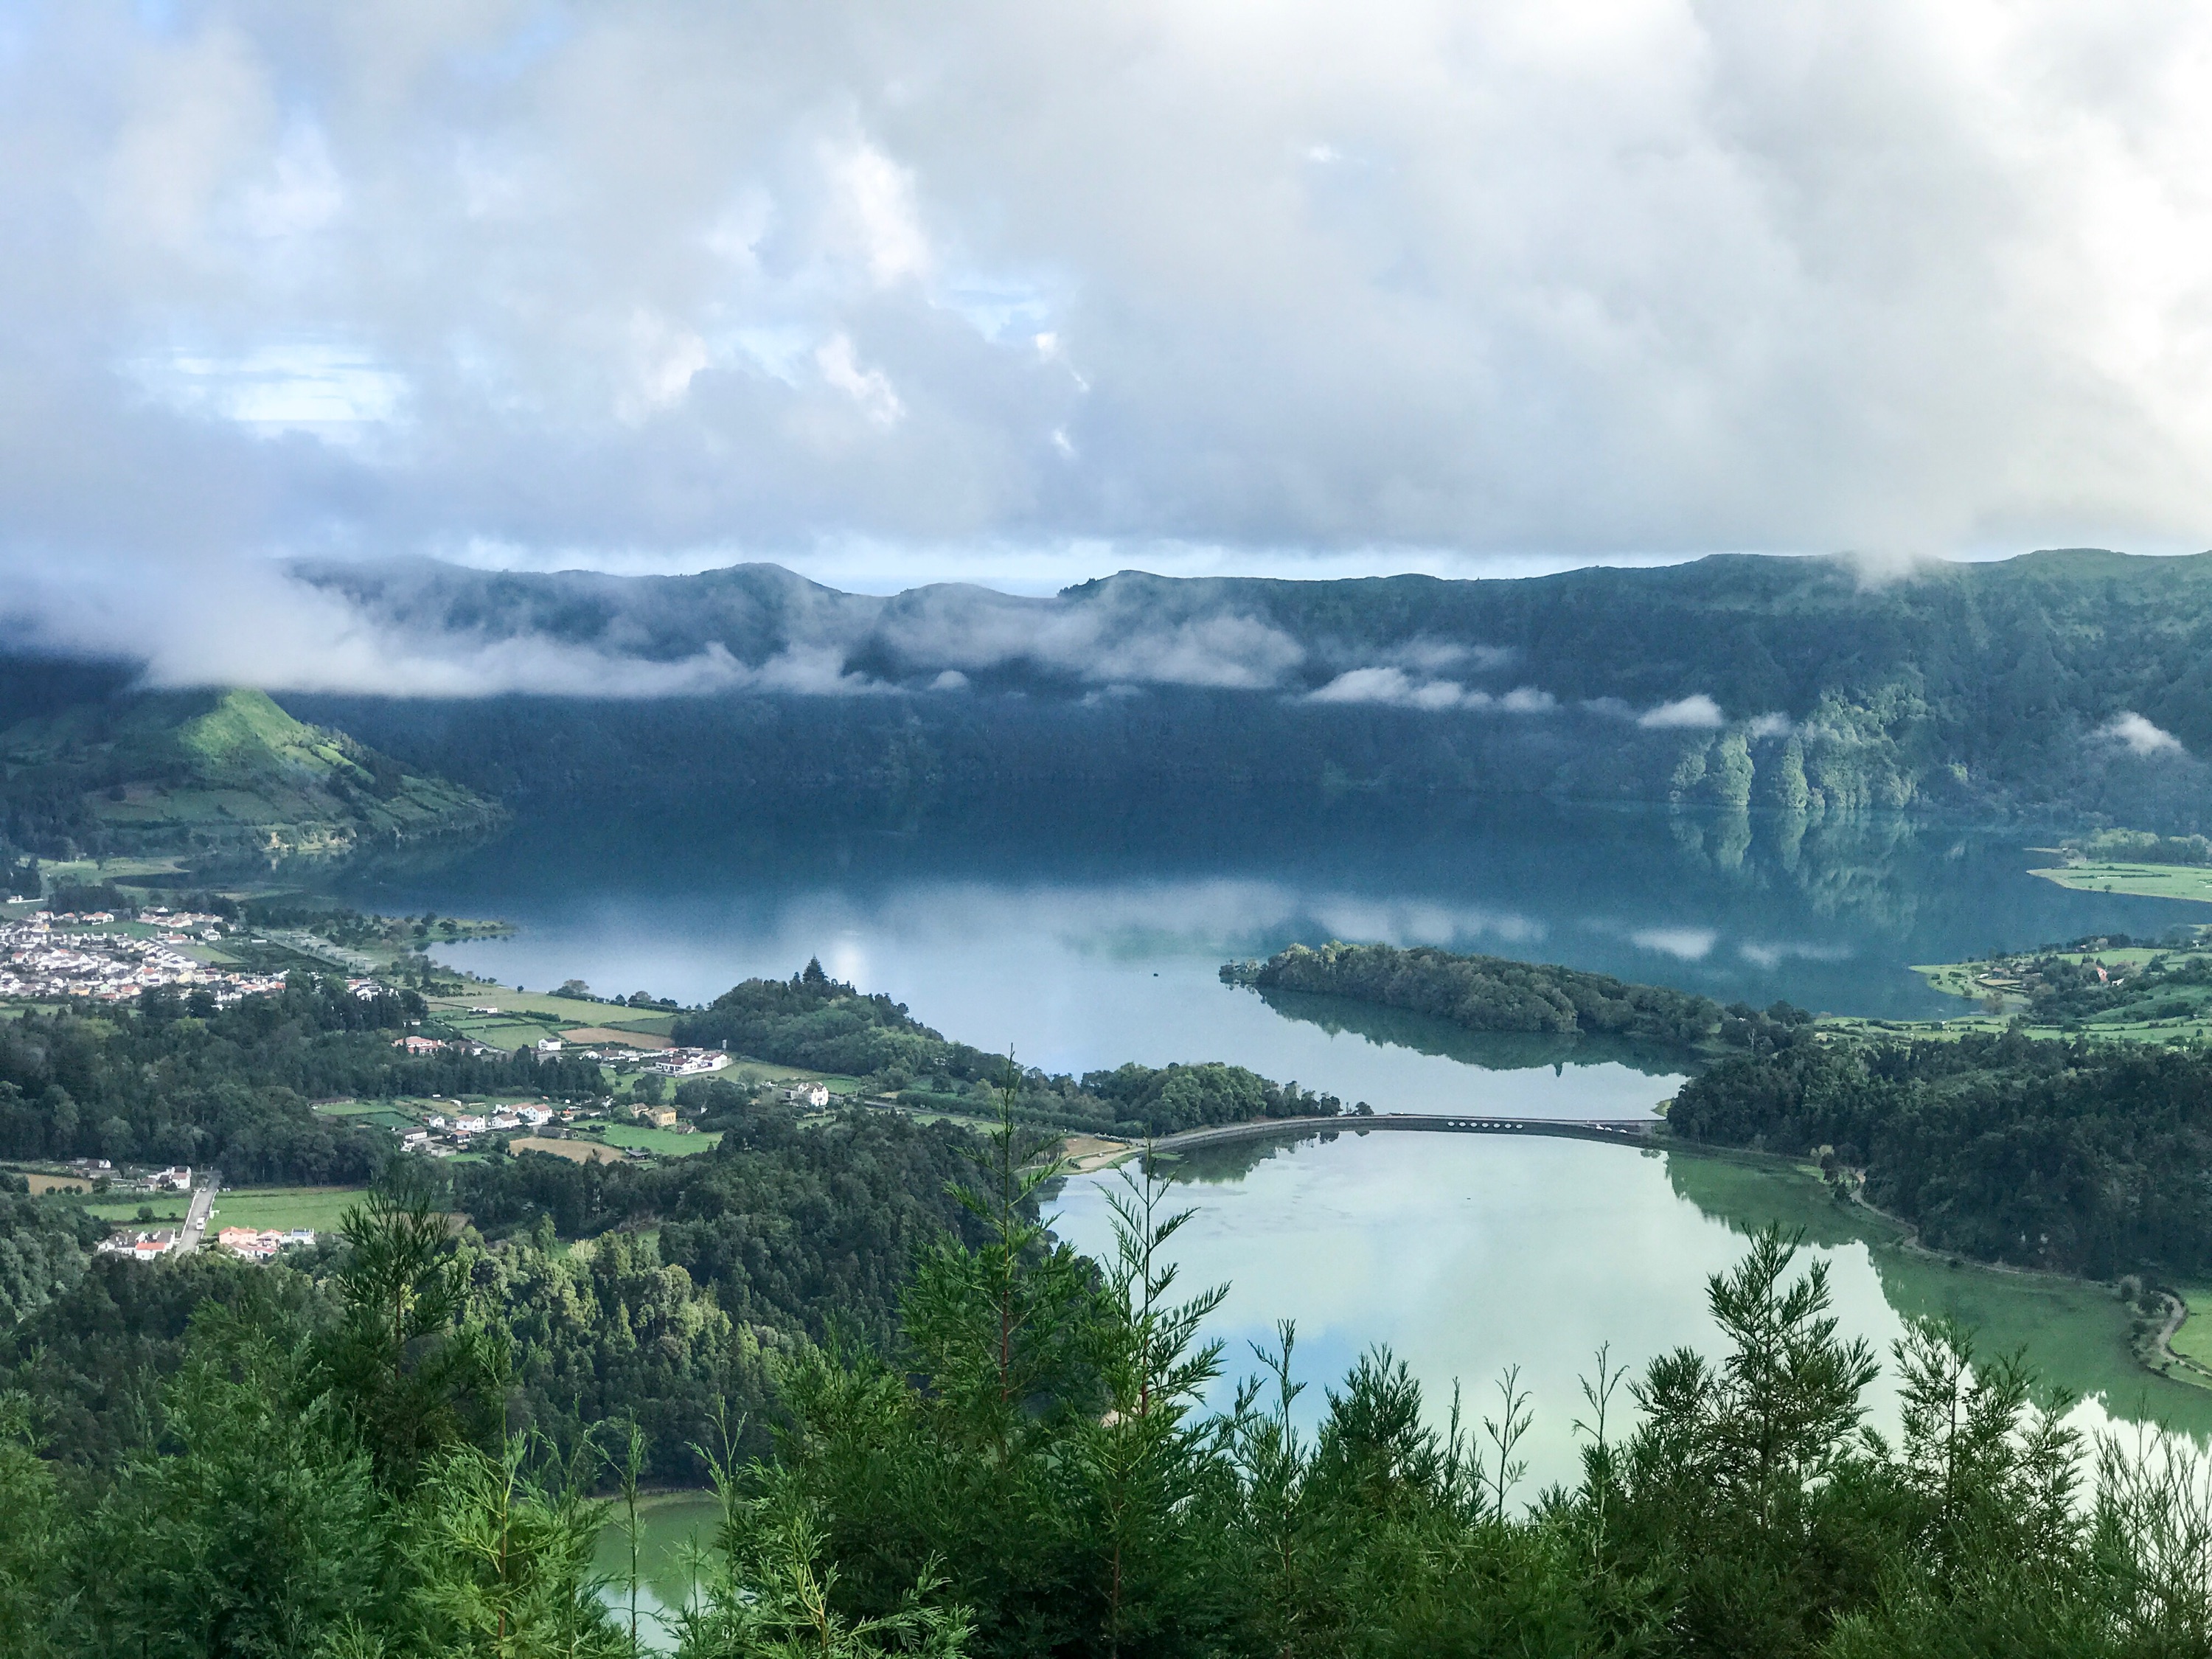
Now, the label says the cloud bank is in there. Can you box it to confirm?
[7,0,2212,648]
[2102,712,2187,757]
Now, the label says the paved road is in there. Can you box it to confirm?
[1062,1112,1661,1172]
[173,1171,220,1253]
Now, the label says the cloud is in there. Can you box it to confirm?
[1307,669,1556,712]
[1630,926,1718,961]
[1637,694,1726,729]
[2101,712,2186,757]
[1745,712,1792,739]
[8,0,2212,622]
[1498,686,1557,714]
[1738,940,1854,969]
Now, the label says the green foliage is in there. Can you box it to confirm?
[320,1183,491,1489]
[676,964,1342,1135]
[0,1186,103,1326]
[0,1391,69,1659]
[79,1305,383,1659]
[13,1152,2212,1659]
[0,684,503,871]
[676,959,953,1080]
[1225,939,1812,1057]
[1669,1032,2212,1275]
[0,974,602,1180]
[473,1227,768,1486]
[400,1433,623,1659]
[2067,827,2212,866]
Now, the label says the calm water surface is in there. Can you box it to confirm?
[597,1129,2212,1642]
[383,797,2212,1593]
[372,801,2197,1117]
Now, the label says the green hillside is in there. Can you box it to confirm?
[0,686,503,875]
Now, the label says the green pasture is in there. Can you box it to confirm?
[594,1124,722,1157]
[2170,1287,2212,1377]
[207,1187,369,1234]
[83,1198,191,1224]
[2031,861,2212,904]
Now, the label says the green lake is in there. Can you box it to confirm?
[1048,1127,2212,1492]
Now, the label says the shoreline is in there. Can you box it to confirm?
[1061,1118,2212,1402]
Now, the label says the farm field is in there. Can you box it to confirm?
[5,1169,94,1194]
[2030,860,2212,904]
[2171,1287,2212,1378]
[82,1197,191,1223]
[560,1025,673,1049]
[509,1135,625,1164]
[208,1186,369,1234]
[422,988,672,1023]
[594,1124,721,1157]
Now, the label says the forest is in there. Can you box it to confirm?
[1668,1030,2212,1276]
[1222,940,1813,1057]
[7,1123,2212,1658]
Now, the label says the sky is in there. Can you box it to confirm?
[4,0,2212,681]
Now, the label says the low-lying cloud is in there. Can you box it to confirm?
[2101,712,2186,757]
[1637,695,1727,730]
[1308,668,1555,712]
[1630,926,1719,961]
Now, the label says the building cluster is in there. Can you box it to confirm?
[392,1034,495,1057]
[650,1047,728,1076]
[97,1228,183,1259]
[0,913,285,1003]
[396,1101,562,1155]
[139,907,229,936]
[218,1225,316,1259]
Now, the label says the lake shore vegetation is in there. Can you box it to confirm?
[1222,939,1815,1060]
[8,1136,2212,1658]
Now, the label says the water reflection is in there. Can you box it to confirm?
[362,798,2204,1114]
[1246,987,1692,1079]
[1051,1130,2212,1498]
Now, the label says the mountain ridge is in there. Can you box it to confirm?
[0,686,505,877]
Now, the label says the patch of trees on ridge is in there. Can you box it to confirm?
[677,959,1350,1133]
[1671,1031,2212,1279]
[1223,939,1813,1056]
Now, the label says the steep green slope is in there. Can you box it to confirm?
[0,686,503,873]
[291,546,2212,830]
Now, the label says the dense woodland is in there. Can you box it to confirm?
[7,1137,2212,1658]
[10,943,2212,1652]
[286,549,2212,831]
[1224,941,1813,1057]
[1669,1032,2212,1277]
[2064,828,2212,865]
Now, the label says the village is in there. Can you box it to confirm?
[1,900,881,1278]
[0,907,292,1002]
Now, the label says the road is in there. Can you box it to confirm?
[1060,1112,1661,1172]
[173,1170,221,1253]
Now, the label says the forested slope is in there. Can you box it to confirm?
[1223,939,1813,1058]
[1670,1032,2212,1277]
[287,547,2212,829]
[0,684,501,874]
